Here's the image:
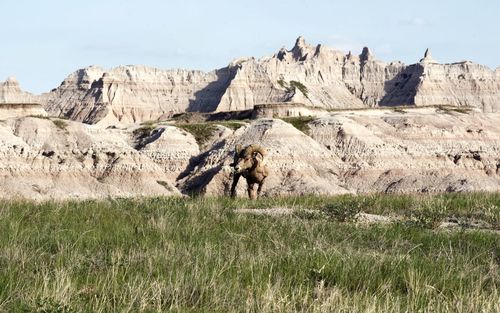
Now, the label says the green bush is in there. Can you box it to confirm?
[281,116,315,134]
[289,80,309,98]
[52,119,68,130]
[177,123,218,146]
[132,124,156,139]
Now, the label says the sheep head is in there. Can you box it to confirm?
[233,144,267,174]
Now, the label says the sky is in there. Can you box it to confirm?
[1,0,499,94]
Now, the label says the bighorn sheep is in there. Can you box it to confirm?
[230,144,269,199]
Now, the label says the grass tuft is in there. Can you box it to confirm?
[277,79,310,99]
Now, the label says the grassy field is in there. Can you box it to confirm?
[0,194,498,312]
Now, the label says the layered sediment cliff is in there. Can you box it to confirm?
[38,37,500,124]
[0,77,47,119]
[0,76,36,104]
[0,107,499,200]
[178,108,500,196]
[41,66,232,124]
[0,116,198,200]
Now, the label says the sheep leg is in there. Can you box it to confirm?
[257,179,265,198]
[230,173,241,198]
[247,183,256,200]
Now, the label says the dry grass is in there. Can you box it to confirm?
[0,194,498,312]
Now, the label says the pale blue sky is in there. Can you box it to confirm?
[1,0,499,94]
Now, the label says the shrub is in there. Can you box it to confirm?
[52,119,68,130]
[321,196,364,222]
[281,116,315,135]
[289,80,309,98]
[437,105,472,114]
[133,124,156,139]
[277,79,287,88]
[177,123,218,146]
[277,79,309,99]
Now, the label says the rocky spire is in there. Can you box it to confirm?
[1,76,35,103]
[360,47,374,62]
[276,47,288,61]
[1,76,20,89]
[294,36,307,49]
[291,36,314,61]
[420,48,438,64]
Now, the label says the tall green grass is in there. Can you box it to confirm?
[0,194,498,312]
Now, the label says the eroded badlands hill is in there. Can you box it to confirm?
[178,108,500,196]
[0,77,47,119]
[0,117,197,200]
[0,76,36,104]
[1,107,498,200]
[38,37,500,124]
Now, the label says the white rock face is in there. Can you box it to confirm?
[178,110,500,196]
[215,38,371,112]
[39,37,500,124]
[42,66,232,124]
[0,109,499,200]
[0,77,47,119]
[0,103,47,120]
[0,76,36,103]
[0,117,199,200]
[414,62,500,112]
[138,125,200,180]
[178,119,350,196]
[308,108,500,193]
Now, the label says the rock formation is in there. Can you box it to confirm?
[0,76,36,103]
[307,108,500,193]
[0,77,47,119]
[420,48,438,64]
[177,118,350,196]
[37,37,500,125]
[41,66,233,125]
[0,116,199,200]
[0,106,499,200]
[178,108,500,196]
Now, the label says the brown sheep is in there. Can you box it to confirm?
[230,144,269,199]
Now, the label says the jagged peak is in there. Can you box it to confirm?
[72,65,105,76]
[291,36,315,61]
[420,48,438,64]
[0,76,21,91]
[229,57,255,67]
[294,36,307,49]
[276,47,288,61]
[360,47,374,62]
[6,76,18,83]
[60,66,106,87]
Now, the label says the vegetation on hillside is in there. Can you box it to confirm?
[289,80,309,98]
[277,79,310,99]
[437,105,473,114]
[177,121,246,147]
[281,116,316,135]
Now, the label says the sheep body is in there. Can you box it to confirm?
[230,144,269,199]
